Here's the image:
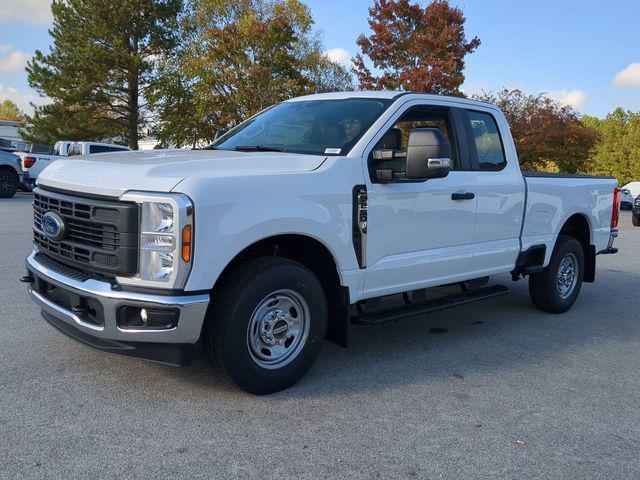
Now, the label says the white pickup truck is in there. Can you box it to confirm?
[24,92,620,394]
[18,140,130,188]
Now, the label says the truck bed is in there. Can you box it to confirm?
[521,172,617,265]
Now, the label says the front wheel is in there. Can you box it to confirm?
[633,213,640,227]
[204,257,328,394]
[529,235,585,313]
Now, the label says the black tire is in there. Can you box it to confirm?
[0,169,19,198]
[204,257,328,394]
[529,235,585,314]
[633,214,640,227]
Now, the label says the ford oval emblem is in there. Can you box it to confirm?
[41,211,66,242]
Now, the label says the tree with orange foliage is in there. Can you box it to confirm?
[473,88,599,173]
[353,0,480,94]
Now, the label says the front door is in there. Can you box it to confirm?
[362,102,479,298]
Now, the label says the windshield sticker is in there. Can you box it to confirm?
[324,148,342,155]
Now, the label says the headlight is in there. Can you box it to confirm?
[117,192,194,289]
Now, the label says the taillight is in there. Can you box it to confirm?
[23,156,37,168]
[611,186,621,228]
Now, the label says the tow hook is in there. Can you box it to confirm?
[20,275,34,284]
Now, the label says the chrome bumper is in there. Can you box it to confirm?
[26,251,210,364]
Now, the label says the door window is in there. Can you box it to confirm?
[370,106,461,182]
[466,110,507,171]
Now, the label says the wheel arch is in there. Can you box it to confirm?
[556,213,595,282]
[211,233,350,347]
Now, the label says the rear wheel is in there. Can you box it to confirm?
[0,170,18,198]
[204,257,328,394]
[633,213,640,227]
[529,235,584,313]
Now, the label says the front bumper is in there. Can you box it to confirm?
[25,250,210,365]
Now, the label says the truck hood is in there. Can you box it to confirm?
[37,149,326,197]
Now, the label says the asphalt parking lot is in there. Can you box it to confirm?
[1,192,639,479]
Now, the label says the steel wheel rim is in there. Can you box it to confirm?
[246,289,310,369]
[557,252,578,299]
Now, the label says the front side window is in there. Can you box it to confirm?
[467,110,506,171]
[213,99,392,156]
[369,106,460,182]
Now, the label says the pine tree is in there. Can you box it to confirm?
[25,0,181,148]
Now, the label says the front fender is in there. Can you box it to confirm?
[174,158,365,292]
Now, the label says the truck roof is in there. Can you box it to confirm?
[287,90,500,111]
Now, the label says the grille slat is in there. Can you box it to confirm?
[32,189,138,276]
[34,195,121,251]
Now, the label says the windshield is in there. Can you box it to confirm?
[213,98,392,156]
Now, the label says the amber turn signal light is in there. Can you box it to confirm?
[181,225,192,262]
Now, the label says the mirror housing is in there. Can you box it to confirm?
[406,128,451,180]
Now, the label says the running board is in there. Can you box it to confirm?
[351,285,510,326]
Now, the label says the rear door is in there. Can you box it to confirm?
[362,101,479,298]
[462,108,525,276]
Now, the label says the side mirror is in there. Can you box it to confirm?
[406,128,451,180]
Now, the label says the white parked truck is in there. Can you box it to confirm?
[24,92,620,394]
[18,140,130,188]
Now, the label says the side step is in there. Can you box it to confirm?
[351,284,510,326]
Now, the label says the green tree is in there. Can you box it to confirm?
[473,88,598,173]
[148,0,353,148]
[353,0,480,94]
[0,100,27,123]
[583,108,640,186]
[25,0,181,149]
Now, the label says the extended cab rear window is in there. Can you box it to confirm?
[466,110,507,171]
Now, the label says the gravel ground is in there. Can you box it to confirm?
[1,192,639,479]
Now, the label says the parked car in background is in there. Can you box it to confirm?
[621,188,634,210]
[620,182,640,202]
[633,195,640,226]
[0,149,28,198]
[17,140,130,189]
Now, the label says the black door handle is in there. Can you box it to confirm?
[451,192,475,200]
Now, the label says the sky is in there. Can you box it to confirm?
[1,0,640,117]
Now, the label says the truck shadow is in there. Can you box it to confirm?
[167,274,634,399]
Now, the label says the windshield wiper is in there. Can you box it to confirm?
[235,145,288,152]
